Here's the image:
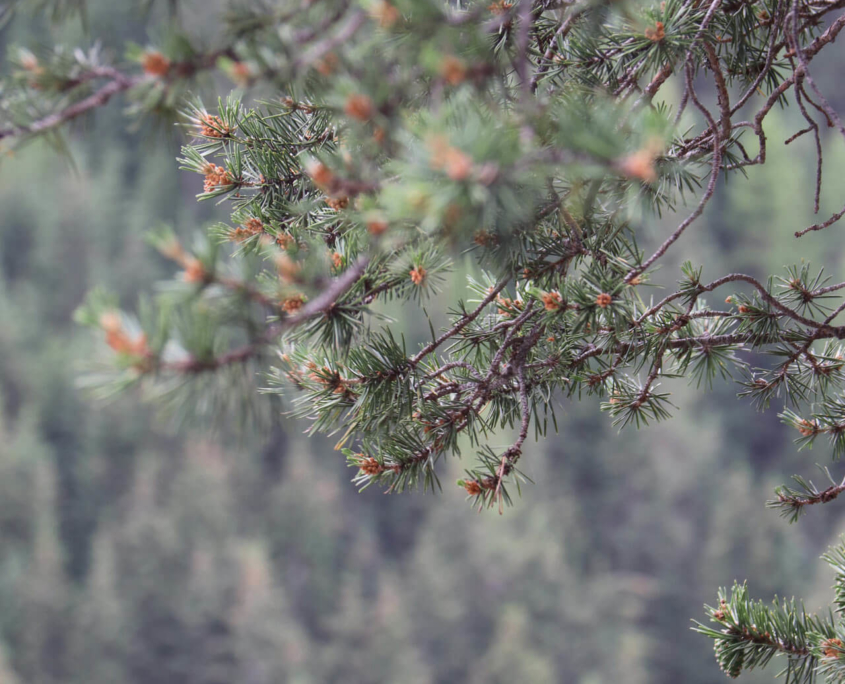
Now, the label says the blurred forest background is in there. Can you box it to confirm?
[2,3,845,683]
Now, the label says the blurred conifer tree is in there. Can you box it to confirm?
[6,0,845,680]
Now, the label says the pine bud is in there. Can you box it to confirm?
[439,56,468,86]
[488,1,514,14]
[142,51,171,77]
[229,61,252,86]
[281,293,306,314]
[371,1,401,28]
[182,257,206,283]
[619,150,657,183]
[156,236,185,262]
[410,266,427,285]
[276,233,295,250]
[275,254,301,283]
[99,310,123,335]
[306,161,334,191]
[367,219,389,236]
[18,51,41,74]
[796,419,817,437]
[359,456,383,476]
[595,292,612,308]
[445,149,473,181]
[344,94,374,122]
[230,217,264,241]
[314,52,339,76]
[461,479,483,496]
[644,21,666,41]
[428,136,474,181]
[197,114,231,138]
[202,164,232,192]
[542,291,562,311]
[100,312,148,357]
[325,196,349,210]
[474,230,497,247]
[823,638,843,658]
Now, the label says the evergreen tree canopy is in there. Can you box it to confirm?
[5,0,845,680]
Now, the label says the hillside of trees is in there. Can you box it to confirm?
[4,1,845,682]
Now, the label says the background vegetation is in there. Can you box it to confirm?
[3,1,845,682]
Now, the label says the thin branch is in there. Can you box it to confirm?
[626,67,723,283]
[409,277,511,367]
[530,5,585,92]
[163,257,370,373]
[0,68,139,142]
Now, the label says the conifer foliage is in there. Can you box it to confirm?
[6,0,845,679]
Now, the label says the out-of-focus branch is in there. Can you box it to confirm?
[0,46,239,143]
[162,257,370,374]
[0,67,139,142]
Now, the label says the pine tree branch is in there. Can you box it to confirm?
[0,68,139,142]
[408,277,511,367]
[0,46,239,143]
[770,475,845,521]
[162,257,370,374]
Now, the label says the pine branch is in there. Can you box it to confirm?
[0,67,138,141]
[769,468,845,523]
